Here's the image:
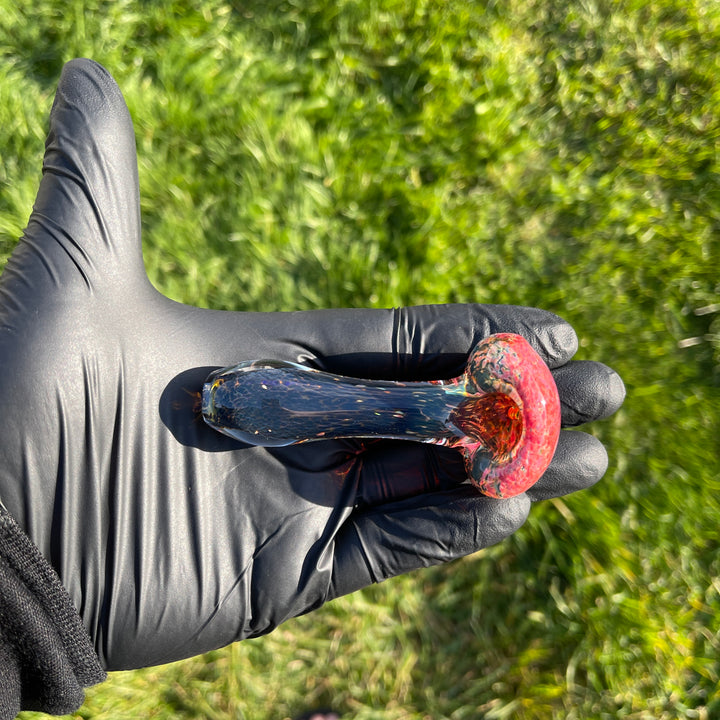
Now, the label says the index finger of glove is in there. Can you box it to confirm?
[193,303,578,382]
[321,304,578,379]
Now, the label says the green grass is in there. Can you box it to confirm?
[1,0,719,717]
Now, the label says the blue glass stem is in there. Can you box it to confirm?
[202,359,469,447]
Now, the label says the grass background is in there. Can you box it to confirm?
[1,0,719,717]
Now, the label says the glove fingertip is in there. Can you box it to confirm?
[536,314,578,368]
[526,431,609,501]
[482,305,578,367]
[52,59,134,152]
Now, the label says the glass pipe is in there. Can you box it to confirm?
[202,333,561,498]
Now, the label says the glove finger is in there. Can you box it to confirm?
[188,303,578,380]
[525,430,608,501]
[384,303,579,373]
[14,59,147,295]
[554,360,626,426]
[328,488,530,600]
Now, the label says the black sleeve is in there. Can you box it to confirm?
[0,505,106,719]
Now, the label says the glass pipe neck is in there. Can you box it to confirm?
[203,362,461,446]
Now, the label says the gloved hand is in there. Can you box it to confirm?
[0,59,625,671]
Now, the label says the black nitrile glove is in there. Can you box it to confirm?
[0,59,625,672]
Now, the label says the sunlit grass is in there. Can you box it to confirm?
[1,0,719,718]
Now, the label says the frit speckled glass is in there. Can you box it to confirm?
[202,333,561,498]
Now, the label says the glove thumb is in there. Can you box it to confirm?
[13,58,146,298]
